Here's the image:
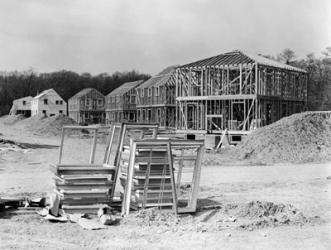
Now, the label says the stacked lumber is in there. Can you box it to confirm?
[50,163,115,214]
[120,141,177,215]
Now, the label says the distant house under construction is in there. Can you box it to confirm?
[68,88,105,125]
[9,96,33,117]
[105,80,143,123]
[136,66,177,128]
[175,50,307,138]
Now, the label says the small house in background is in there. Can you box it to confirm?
[105,80,143,123]
[31,89,67,117]
[68,88,105,125]
[136,66,177,128]
[9,96,33,117]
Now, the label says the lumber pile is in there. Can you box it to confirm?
[49,123,205,216]
[50,163,116,214]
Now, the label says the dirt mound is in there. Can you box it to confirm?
[123,207,180,228]
[19,114,77,136]
[234,201,318,230]
[121,201,320,233]
[0,114,25,125]
[234,112,331,164]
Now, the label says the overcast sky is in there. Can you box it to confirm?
[0,0,330,75]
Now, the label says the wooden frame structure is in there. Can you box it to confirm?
[68,88,105,125]
[52,123,204,214]
[121,139,178,215]
[52,125,116,214]
[175,50,308,136]
[104,122,159,199]
[105,80,144,124]
[136,66,177,128]
[168,139,204,213]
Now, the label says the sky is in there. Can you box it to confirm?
[0,0,330,75]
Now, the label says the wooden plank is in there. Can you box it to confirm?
[89,130,98,164]
[168,142,178,214]
[56,184,113,191]
[55,174,111,181]
[58,128,65,164]
[57,189,111,195]
[56,167,114,172]
[55,164,114,168]
[176,94,256,101]
[61,204,107,214]
[56,192,111,200]
[60,197,111,205]
[189,143,204,212]
[122,139,136,215]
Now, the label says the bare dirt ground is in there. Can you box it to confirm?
[0,117,331,250]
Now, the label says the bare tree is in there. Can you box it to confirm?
[278,49,296,64]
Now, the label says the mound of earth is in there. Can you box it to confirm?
[0,114,25,125]
[121,200,320,233]
[233,200,319,230]
[123,207,180,228]
[234,111,331,164]
[19,114,77,136]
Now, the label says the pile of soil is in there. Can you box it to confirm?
[123,207,180,228]
[122,201,320,232]
[0,114,25,125]
[18,114,77,136]
[233,201,319,230]
[233,112,331,164]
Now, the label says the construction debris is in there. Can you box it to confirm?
[97,205,117,225]
[47,122,205,218]
[0,196,46,211]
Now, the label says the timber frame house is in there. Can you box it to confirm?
[175,50,307,136]
[68,88,105,125]
[136,66,177,128]
[105,80,143,123]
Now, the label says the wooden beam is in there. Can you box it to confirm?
[239,64,242,95]
[177,94,256,101]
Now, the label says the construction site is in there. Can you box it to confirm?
[0,1,330,249]
[1,96,331,249]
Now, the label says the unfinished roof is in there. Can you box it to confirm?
[69,88,104,100]
[34,89,57,99]
[181,50,306,73]
[107,80,144,97]
[136,66,178,89]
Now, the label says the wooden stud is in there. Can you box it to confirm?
[89,129,98,164]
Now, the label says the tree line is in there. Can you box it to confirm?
[0,47,330,116]
[0,70,151,115]
[264,47,331,111]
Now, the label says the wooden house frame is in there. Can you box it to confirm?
[68,88,105,125]
[105,80,143,123]
[136,66,177,128]
[175,50,307,137]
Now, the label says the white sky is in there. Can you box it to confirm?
[0,0,330,75]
